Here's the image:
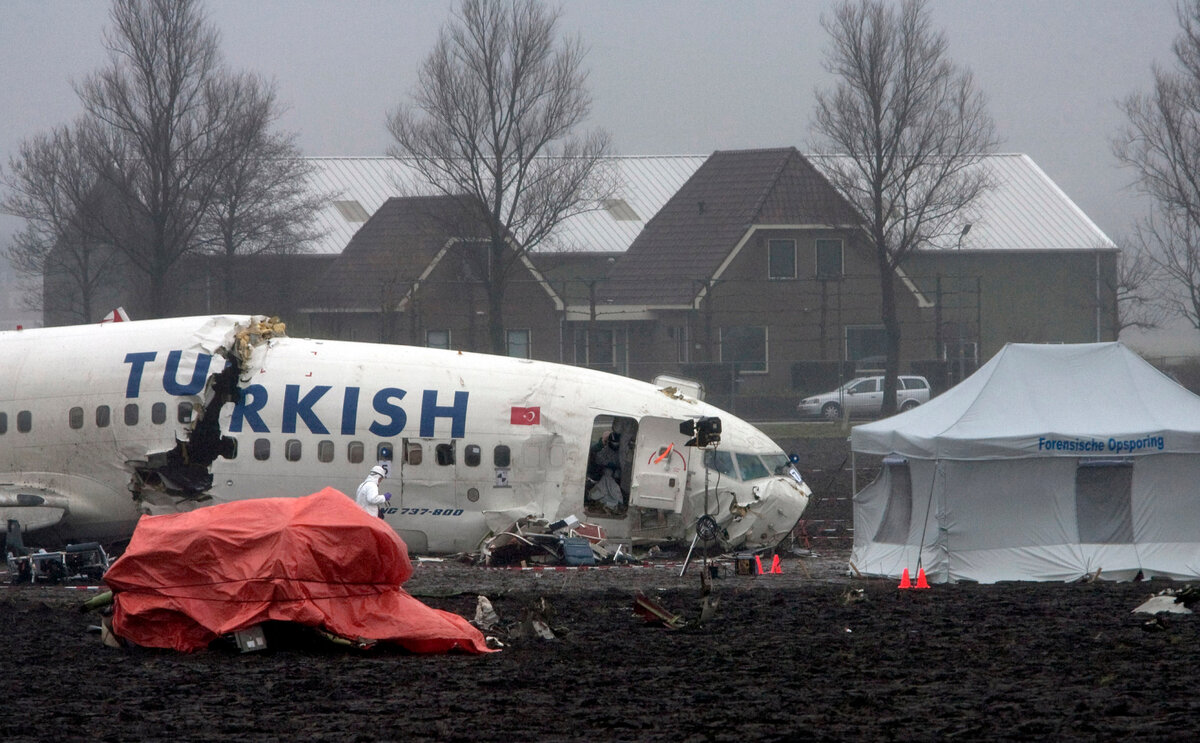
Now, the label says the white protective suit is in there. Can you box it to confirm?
[355,465,390,516]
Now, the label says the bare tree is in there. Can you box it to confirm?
[387,0,614,355]
[1,120,127,323]
[199,75,327,308]
[812,0,997,413]
[1115,0,1200,336]
[1110,231,1167,334]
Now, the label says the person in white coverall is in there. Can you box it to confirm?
[355,464,391,517]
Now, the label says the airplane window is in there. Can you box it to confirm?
[69,407,84,429]
[405,442,423,466]
[735,453,770,481]
[96,406,111,428]
[254,438,270,461]
[347,441,364,464]
[178,402,193,423]
[494,445,511,468]
[151,402,167,424]
[125,404,139,426]
[0,412,6,434]
[465,444,481,467]
[17,411,31,433]
[436,443,455,466]
[318,440,334,463]
[378,444,393,461]
[285,439,302,462]
[703,450,736,478]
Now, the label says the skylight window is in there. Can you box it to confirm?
[333,200,370,222]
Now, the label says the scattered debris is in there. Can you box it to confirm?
[840,588,866,605]
[633,591,686,630]
[1132,586,1200,615]
[474,596,500,631]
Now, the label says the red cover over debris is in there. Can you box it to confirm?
[103,488,492,654]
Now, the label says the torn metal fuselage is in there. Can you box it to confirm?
[129,318,281,508]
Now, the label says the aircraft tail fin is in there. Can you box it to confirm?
[99,307,131,324]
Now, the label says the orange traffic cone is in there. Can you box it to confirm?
[755,555,765,575]
[914,568,931,589]
[898,567,912,589]
[770,555,783,574]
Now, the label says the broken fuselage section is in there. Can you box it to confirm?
[2,315,809,554]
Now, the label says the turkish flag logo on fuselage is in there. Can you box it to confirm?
[510,406,540,425]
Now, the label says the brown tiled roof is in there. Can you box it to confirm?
[305,195,490,312]
[599,148,863,307]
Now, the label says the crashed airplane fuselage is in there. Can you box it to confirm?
[0,315,809,553]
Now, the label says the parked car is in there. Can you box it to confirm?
[797,375,931,420]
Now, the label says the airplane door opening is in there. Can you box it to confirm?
[628,416,690,513]
[584,415,637,517]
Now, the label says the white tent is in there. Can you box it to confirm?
[850,342,1200,583]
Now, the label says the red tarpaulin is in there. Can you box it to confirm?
[102,487,492,654]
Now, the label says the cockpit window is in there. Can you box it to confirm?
[735,453,770,481]
[761,454,792,475]
[703,450,736,477]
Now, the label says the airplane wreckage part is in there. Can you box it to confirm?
[130,318,285,506]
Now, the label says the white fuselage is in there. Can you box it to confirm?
[0,316,809,553]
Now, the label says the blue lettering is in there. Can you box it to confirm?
[341,387,360,435]
[229,384,270,433]
[123,352,157,398]
[282,384,331,434]
[421,390,468,438]
[370,388,407,437]
[163,351,212,396]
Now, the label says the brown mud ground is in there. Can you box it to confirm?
[3,435,1199,742]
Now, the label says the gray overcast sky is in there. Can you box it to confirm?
[0,0,1186,341]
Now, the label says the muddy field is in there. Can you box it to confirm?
[4,434,1199,742]
[6,550,1200,742]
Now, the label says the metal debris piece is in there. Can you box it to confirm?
[633,591,686,630]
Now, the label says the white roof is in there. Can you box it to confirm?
[303,152,1112,257]
[852,342,1200,460]
[302,155,707,255]
[810,153,1115,253]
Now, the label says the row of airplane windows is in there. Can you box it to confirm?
[0,402,197,434]
[0,404,513,469]
[250,439,510,468]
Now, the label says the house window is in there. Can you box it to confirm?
[816,239,844,279]
[1076,459,1134,543]
[720,326,767,373]
[768,239,797,279]
[506,329,531,359]
[845,325,886,364]
[426,329,450,349]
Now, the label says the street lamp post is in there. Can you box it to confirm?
[956,223,972,383]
